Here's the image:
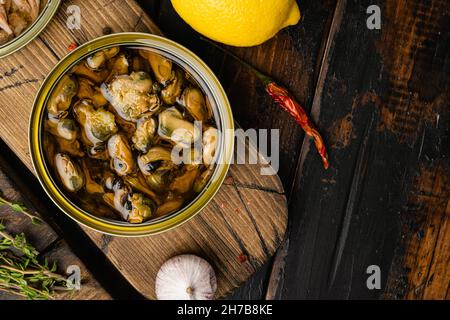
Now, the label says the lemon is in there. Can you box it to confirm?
[171,0,301,47]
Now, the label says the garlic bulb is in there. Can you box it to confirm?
[155,254,217,300]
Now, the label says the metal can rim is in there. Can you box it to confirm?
[29,32,235,237]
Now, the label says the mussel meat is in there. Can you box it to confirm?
[55,136,85,158]
[161,69,184,105]
[46,118,79,142]
[141,51,174,85]
[72,62,110,85]
[103,189,155,223]
[101,71,161,122]
[169,165,199,194]
[128,193,155,223]
[193,166,215,193]
[55,153,84,192]
[86,47,120,70]
[124,174,160,204]
[81,159,104,194]
[73,100,118,145]
[137,146,174,175]
[158,107,200,147]
[131,116,157,153]
[155,195,184,217]
[47,75,78,119]
[178,86,211,121]
[77,78,108,108]
[105,52,130,82]
[107,134,135,176]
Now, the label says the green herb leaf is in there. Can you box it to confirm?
[10,203,26,212]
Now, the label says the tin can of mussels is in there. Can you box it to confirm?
[0,0,61,58]
[29,33,234,236]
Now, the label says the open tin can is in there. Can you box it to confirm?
[0,0,61,58]
[29,33,234,236]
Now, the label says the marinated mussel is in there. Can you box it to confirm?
[86,47,120,70]
[101,71,161,122]
[179,86,211,121]
[55,153,84,192]
[132,116,157,153]
[141,51,174,85]
[158,107,200,147]
[47,75,78,119]
[77,77,108,108]
[161,69,184,105]
[46,118,79,142]
[108,134,135,176]
[137,146,174,175]
[73,99,118,145]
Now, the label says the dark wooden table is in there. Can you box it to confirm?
[0,0,448,299]
[141,0,450,300]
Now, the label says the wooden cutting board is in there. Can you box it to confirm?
[0,0,288,298]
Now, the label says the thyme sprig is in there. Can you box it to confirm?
[0,194,43,225]
[0,195,69,300]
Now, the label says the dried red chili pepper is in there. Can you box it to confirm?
[67,42,78,52]
[250,72,329,169]
[237,253,248,263]
[264,81,329,169]
[204,39,329,169]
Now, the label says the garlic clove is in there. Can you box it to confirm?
[155,254,217,300]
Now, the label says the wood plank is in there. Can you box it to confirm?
[384,165,450,299]
[0,0,288,299]
[0,154,110,300]
[153,0,338,299]
[272,0,449,299]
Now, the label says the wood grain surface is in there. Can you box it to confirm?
[150,0,449,299]
[276,0,449,299]
[0,0,288,299]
